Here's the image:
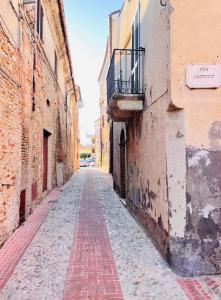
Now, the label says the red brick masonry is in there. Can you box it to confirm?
[0,189,61,290]
[63,174,124,300]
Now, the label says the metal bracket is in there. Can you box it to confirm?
[23,0,36,4]
[2,184,11,188]
[160,0,167,6]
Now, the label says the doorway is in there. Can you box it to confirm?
[120,130,126,198]
[19,190,26,225]
[109,122,114,174]
[43,130,50,191]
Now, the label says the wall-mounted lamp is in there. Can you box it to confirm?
[65,86,84,112]
[75,85,84,109]
[77,99,84,109]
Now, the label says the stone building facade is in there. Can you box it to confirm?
[105,0,221,276]
[0,0,79,246]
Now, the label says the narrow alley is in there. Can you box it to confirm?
[0,170,219,300]
[2,0,221,299]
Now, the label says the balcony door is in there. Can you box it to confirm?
[131,3,140,93]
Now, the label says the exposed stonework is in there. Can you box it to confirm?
[169,147,221,276]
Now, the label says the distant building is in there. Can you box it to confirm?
[79,144,92,156]
[95,118,101,166]
[98,39,111,172]
[91,135,96,157]
[79,136,95,158]
[104,0,221,276]
[0,0,79,246]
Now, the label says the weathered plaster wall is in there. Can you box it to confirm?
[169,0,221,276]
[109,0,221,276]
[111,0,171,258]
[127,98,170,257]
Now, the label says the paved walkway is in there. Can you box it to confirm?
[0,169,220,299]
[63,172,123,300]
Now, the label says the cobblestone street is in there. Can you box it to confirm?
[0,170,220,300]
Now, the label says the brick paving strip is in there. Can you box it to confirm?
[0,188,60,290]
[63,172,124,300]
[177,278,212,300]
[204,277,221,298]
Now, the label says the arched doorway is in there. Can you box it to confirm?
[120,130,126,198]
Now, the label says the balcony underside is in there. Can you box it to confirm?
[107,93,144,122]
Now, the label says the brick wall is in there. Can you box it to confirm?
[0,1,78,246]
[0,22,22,246]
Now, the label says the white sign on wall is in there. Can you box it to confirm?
[186,64,221,89]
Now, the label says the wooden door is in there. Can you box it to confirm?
[120,130,126,199]
[43,130,49,191]
[19,190,26,225]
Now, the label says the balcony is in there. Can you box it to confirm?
[107,48,145,122]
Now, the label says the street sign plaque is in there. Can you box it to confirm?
[186,64,221,89]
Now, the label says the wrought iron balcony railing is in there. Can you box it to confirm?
[107,48,145,104]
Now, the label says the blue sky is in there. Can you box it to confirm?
[63,0,123,145]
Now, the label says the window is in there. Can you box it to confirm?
[131,3,140,93]
[132,2,140,50]
[54,51,58,77]
[37,0,44,41]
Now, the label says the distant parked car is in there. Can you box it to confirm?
[87,158,95,167]
[80,159,87,167]
[89,160,95,167]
